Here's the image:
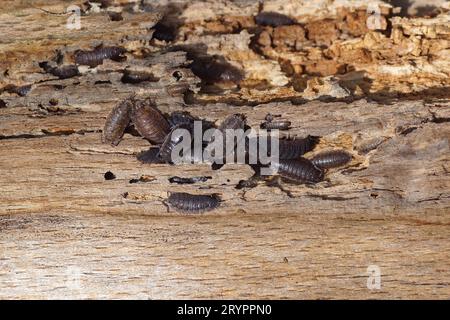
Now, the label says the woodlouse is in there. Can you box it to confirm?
[275,158,324,183]
[130,98,171,145]
[102,97,133,146]
[168,176,212,184]
[166,192,220,213]
[310,150,352,169]
[255,11,296,27]
[152,22,177,42]
[121,70,158,84]
[136,147,164,164]
[40,62,80,79]
[158,123,193,163]
[168,111,197,127]
[278,135,320,159]
[260,120,292,130]
[251,135,320,160]
[210,113,247,160]
[190,57,244,84]
[218,113,247,132]
[74,46,126,67]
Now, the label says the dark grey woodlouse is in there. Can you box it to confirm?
[219,113,246,132]
[152,22,177,42]
[2,84,32,97]
[255,11,296,27]
[190,57,244,84]
[168,111,197,127]
[310,150,352,169]
[278,135,320,159]
[102,97,133,146]
[166,192,220,213]
[130,99,171,145]
[74,46,126,67]
[40,62,79,79]
[168,176,212,184]
[121,70,158,84]
[158,123,193,163]
[275,158,324,183]
[260,120,292,130]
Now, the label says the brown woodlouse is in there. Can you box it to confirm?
[275,158,324,183]
[158,123,193,163]
[130,98,171,145]
[254,11,296,27]
[74,46,126,67]
[102,97,133,146]
[310,150,352,169]
[166,192,220,213]
[260,120,292,130]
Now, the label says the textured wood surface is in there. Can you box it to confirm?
[0,0,449,299]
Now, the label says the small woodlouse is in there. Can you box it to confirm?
[130,99,171,145]
[102,97,133,146]
[40,62,80,79]
[310,150,352,169]
[255,11,296,27]
[275,158,324,183]
[168,111,197,127]
[260,120,292,130]
[74,46,126,67]
[166,192,220,213]
[152,22,177,42]
[121,70,158,84]
[158,123,193,163]
[190,57,244,84]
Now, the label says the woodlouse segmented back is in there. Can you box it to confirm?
[102,97,133,146]
[130,99,171,145]
[310,150,352,169]
[167,192,220,213]
[2,84,32,97]
[255,11,296,27]
[275,158,324,183]
[74,46,126,67]
[252,135,320,160]
[158,123,193,163]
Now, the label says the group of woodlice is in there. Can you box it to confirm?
[102,97,353,213]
